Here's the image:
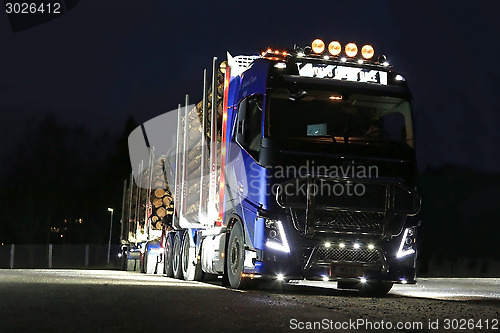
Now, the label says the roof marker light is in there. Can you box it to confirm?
[361,45,375,59]
[357,59,363,64]
[329,95,342,101]
[323,55,329,60]
[383,61,390,67]
[345,43,358,57]
[311,39,325,54]
[274,62,287,69]
[328,41,342,56]
[340,57,347,63]
[322,276,329,282]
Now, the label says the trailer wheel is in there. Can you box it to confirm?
[172,232,184,279]
[181,232,196,280]
[164,235,174,277]
[359,281,393,296]
[227,221,248,289]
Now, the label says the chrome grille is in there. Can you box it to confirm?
[315,247,380,264]
[314,210,385,233]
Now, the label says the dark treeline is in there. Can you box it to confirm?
[0,114,136,245]
[418,165,500,272]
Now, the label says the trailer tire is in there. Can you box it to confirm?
[227,220,249,289]
[144,244,157,274]
[172,232,184,279]
[164,235,174,277]
[181,232,198,281]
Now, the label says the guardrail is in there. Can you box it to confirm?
[0,244,122,269]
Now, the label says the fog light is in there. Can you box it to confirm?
[277,274,284,281]
[311,39,325,54]
[353,243,360,249]
[401,279,408,284]
[339,243,345,248]
[323,276,329,282]
[345,43,358,57]
[368,244,375,250]
[361,45,375,59]
[328,41,342,56]
[360,278,367,283]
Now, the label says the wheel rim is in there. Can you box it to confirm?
[173,237,180,273]
[230,236,241,275]
[182,235,189,274]
[165,238,172,273]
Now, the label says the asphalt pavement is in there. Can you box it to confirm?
[0,270,498,332]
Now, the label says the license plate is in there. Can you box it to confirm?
[330,263,364,278]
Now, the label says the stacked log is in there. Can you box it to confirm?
[123,62,226,237]
[148,157,173,230]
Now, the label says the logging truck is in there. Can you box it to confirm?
[121,39,421,295]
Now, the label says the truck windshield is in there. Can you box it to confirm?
[267,89,414,148]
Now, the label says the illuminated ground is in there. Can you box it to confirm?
[0,270,498,332]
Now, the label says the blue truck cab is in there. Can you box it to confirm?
[222,40,421,294]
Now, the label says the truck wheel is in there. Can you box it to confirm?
[359,281,393,296]
[337,281,359,290]
[164,235,174,277]
[227,221,248,289]
[172,232,184,279]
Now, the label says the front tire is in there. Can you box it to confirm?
[227,221,249,289]
[172,232,184,279]
[359,281,393,296]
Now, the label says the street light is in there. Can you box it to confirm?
[107,208,114,265]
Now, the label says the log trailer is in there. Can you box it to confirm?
[121,39,421,295]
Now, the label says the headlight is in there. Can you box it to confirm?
[396,227,416,258]
[265,219,290,253]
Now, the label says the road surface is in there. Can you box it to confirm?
[0,270,498,332]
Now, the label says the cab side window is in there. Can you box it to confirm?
[236,95,263,159]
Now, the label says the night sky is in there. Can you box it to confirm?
[1,0,499,174]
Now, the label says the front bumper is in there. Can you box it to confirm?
[248,236,417,284]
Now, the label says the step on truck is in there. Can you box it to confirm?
[121,39,421,295]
